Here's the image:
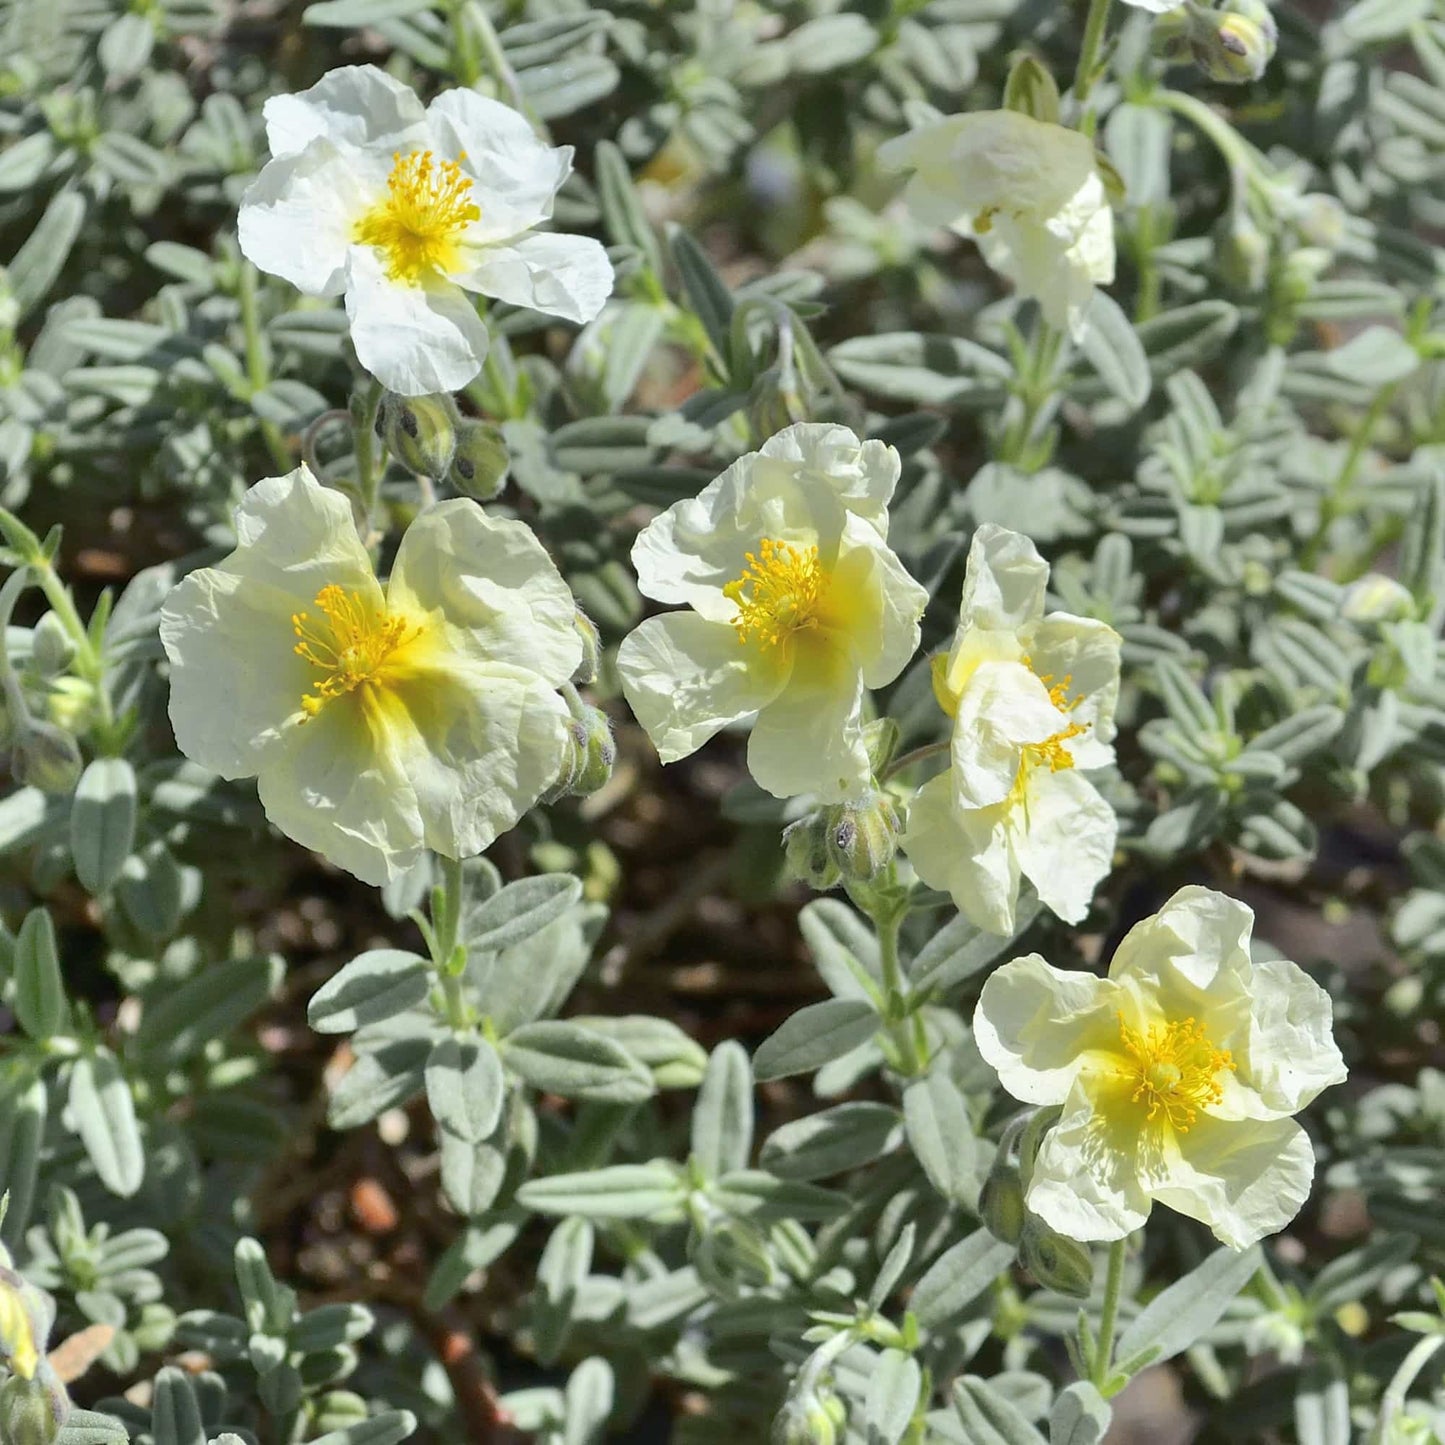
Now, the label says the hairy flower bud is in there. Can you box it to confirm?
[571,609,602,686]
[29,615,74,678]
[1342,574,1415,624]
[979,1161,1027,1246]
[825,792,900,883]
[1195,1,1278,84]
[783,812,842,891]
[772,1389,841,1445]
[0,1375,62,1445]
[12,720,82,794]
[543,700,615,803]
[1019,1218,1095,1299]
[381,393,458,480]
[1215,209,1270,293]
[862,717,900,777]
[447,420,510,500]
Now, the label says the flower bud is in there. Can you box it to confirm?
[825,792,899,883]
[783,812,842,891]
[1019,1218,1094,1299]
[862,717,900,777]
[1016,1105,1061,1189]
[571,609,602,686]
[978,1161,1026,1246]
[0,1273,40,1380]
[1189,0,1277,83]
[447,420,510,500]
[380,393,458,481]
[12,720,82,794]
[0,1372,66,1445]
[44,677,97,734]
[1293,193,1346,252]
[29,615,74,678]
[772,1391,839,1445]
[1342,574,1415,624]
[1215,209,1270,293]
[543,703,615,803]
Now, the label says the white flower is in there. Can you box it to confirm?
[616,423,927,803]
[878,110,1115,339]
[974,886,1347,1248]
[238,65,614,396]
[901,524,1121,934]
[159,465,580,885]
[1120,0,1186,9]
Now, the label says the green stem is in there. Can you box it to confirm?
[863,890,927,1078]
[28,553,119,746]
[470,0,534,125]
[433,853,471,1029]
[997,323,1063,468]
[1154,89,1271,189]
[238,261,292,472]
[881,739,948,782]
[1090,1237,1128,1388]
[352,377,387,532]
[1071,0,1115,135]
[1301,381,1399,570]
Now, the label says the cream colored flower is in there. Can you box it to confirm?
[238,65,613,396]
[616,424,927,802]
[878,110,1115,339]
[974,886,1347,1248]
[159,466,580,885]
[901,524,1121,934]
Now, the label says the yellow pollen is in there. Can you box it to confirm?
[291,585,414,717]
[353,149,480,285]
[1117,1013,1234,1132]
[723,539,827,650]
[1009,658,1090,801]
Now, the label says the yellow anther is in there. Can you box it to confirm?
[1117,1013,1234,1132]
[723,539,828,650]
[291,585,414,717]
[353,149,480,284]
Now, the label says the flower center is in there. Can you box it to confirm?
[292,585,414,717]
[1009,660,1089,800]
[1117,1013,1235,1132]
[353,149,480,285]
[723,539,828,650]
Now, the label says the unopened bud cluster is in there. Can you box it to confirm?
[1155,0,1278,85]
[783,789,900,891]
[544,678,616,803]
[379,393,511,500]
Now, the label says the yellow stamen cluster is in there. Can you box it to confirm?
[353,149,480,285]
[723,539,827,650]
[1117,1013,1234,1132]
[1011,660,1090,795]
[292,585,413,717]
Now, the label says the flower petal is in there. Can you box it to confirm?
[386,499,581,686]
[1025,1077,1153,1242]
[1025,612,1122,757]
[950,659,1066,809]
[902,772,1020,934]
[974,953,1121,1105]
[749,424,902,533]
[256,700,424,886]
[958,524,1049,633]
[459,232,613,325]
[830,524,928,689]
[1108,885,1256,1003]
[747,638,868,802]
[1012,767,1116,925]
[237,144,363,296]
[617,612,783,764]
[263,64,426,159]
[425,88,572,239]
[384,658,571,861]
[343,246,491,396]
[1241,958,1347,1117]
[1152,1113,1316,1249]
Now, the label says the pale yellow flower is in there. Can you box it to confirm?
[616,424,927,802]
[902,525,1121,933]
[974,886,1347,1248]
[160,466,580,884]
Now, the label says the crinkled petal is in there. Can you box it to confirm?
[974,953,1121,1105]
[237,144,365,296]
[382,657,571,861]
[902,772,1020,935]
[748,424,902,533]
[387,499,581,686]
[1108,885,1256,1004]
[617,613,784,763]
[160,566,312,780]
[263,64,426,159]
[426,88,571,240]
[1013,767,1117,925]
[257,702,424,886]
[1026,1077,1153,1242]
[1241,958,1347,1117]
[951,659,1066,809]
[747,638,868,802]
[959,524,1049,632]
[1153,1114,1316,1249]
[1026,612,1122,762]
[344,246,490,396]
[829,520,927,689]
[458,232,613,325]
